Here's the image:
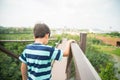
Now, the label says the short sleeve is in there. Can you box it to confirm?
[19,49,27,64]
[51,48,63,61]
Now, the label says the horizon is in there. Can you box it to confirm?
[0,25,120,32]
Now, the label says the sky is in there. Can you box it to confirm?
[0,0,120,31]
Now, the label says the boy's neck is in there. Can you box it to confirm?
[34,38,45,44]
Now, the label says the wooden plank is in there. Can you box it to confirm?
[52,57,67,80]
[71,43,101,80]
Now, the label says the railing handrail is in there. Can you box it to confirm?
[68,42,101,80]
[0,38,56,42]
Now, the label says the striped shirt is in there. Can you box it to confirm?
[19,43,63,80]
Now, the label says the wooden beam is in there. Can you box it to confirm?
[0,45,19,60]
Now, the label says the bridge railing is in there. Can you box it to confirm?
[66,33,101,80]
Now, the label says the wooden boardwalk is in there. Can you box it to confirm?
[52,39,67,80]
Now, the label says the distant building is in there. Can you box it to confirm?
[89,29,106,33]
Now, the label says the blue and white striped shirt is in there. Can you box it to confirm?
[19,43,63,80]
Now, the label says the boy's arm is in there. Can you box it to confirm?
[63,40,74,57]
[21,62,28,80]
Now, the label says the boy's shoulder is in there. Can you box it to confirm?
[25,43,33,48]
[25,43,55,50]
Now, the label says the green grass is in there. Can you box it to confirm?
[92,44,120,56]
[112,48,120,56]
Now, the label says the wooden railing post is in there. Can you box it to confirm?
[66,47,73,80]
[80,33,87,53]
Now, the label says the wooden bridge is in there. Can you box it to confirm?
[0,33,101,80]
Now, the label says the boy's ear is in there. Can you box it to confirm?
[45,33,49,39]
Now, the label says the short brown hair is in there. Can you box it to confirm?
[33,23,50,38]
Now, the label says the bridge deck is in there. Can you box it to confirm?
[52,39,67,80]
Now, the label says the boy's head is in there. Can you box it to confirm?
[34,23,50,38]
[33,23,50,44]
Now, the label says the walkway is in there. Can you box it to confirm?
[52,39,68,80]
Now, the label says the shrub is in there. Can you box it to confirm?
[86,37,118,80]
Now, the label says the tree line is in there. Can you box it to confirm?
[0,26,32,34]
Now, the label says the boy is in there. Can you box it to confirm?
[19,23,74,80]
